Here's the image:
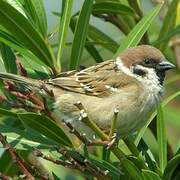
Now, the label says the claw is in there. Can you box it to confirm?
[106,133,118,149]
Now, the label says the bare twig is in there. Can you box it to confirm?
[57,148,111,179]
[33,148,74,168]
[28,92,44,109]
[65,122,91,145]
[34,148,109,179]
[0,133,34,180]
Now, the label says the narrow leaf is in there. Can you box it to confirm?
[157,104,167,173]
[163,154,180,180]
[24,0,48,37]
[157,0,179,50]
[52,172,62,180]
[0,43,17,74]
[0,1,56,71]
[85,39,103,63]
[93,1,135,15]
[135,90,180,145]
[0,30,42,64]
[142,170,161,180]
[18,113,73,147]
[0,108,17,118]
[122,159,144,180]
[0,124,54,150]
[0,151,19,176]
[113,2,163,57]
[57,0,73,72]
[153,25,180,46]
[6,0,27,18]
[70,17,103,63]
[69,0,93,69]
[88,25,119,53]
[90,157,122,178]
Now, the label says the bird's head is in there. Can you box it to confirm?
[116,45,175,85]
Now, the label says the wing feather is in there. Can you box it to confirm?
[47,60,134,97]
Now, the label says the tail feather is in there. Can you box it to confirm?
[0,72,42,88]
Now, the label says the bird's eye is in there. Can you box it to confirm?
[144,59,151,64]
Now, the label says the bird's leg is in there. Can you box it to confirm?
[74,102,118,149]
[89,109,119,149]
[106,108,119,149]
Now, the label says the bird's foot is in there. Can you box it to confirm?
[88,132,118,149]
[106,132,118,149]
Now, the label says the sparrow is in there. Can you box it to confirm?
[0,45,175,139]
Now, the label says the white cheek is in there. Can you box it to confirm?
[134,65,164,101]
[115,57,164,101]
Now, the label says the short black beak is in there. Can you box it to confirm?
[156,60,175,71]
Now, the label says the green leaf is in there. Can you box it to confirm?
[144,151,158,172]
[127,156,145,171]
[0,1,56,71]
[23,0,47,37]
[57,0,73,72]
[0,29,21,46]
[163,154,180,180]
[157,0,179,51]
[52,172,62,180]
[70,17,103,63]
[164,106,180,127]
[0,43,17,74]
[0,108,17,118]
[0,151,20,176]
[157,104,167,173]
[122,159,144,180]
[138,139,159,172]
[135,90,180,145]
[69,0,93,69]
[153,25,180,46]
[0,124,55,150]
[67,149,122,179]
[0,108,46,152]
[142,170,161,180]
[93,1,135,15]
[88,25,119,53]
[0,30,43,64]
[102,147,110,161]
[18,113,73,147]
[6,0,27,18]
[85,39,103,63]
[90,157,122,179]
[113,2,163,57]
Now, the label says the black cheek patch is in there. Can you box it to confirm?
[133,68,146,77]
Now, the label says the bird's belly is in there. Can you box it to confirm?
[116,94,158,136]
[91,93,160,137]
[53,90,161,139]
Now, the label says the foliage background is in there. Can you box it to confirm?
[0,0,179,179]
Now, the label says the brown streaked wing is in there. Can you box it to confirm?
[46,60,135,97]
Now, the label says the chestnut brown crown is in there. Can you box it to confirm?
[118,45,175,84]
[119,45,165,68]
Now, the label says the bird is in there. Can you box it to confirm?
[0,45,175,142]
